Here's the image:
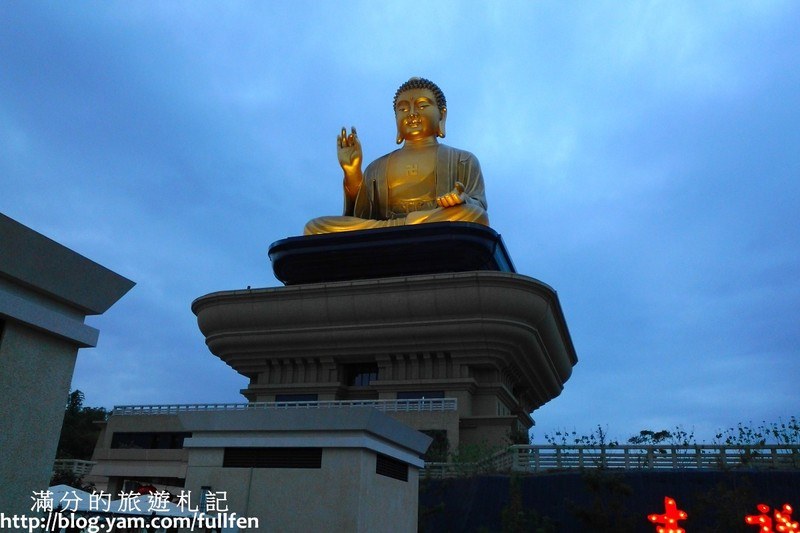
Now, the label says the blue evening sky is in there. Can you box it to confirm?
[2,1,798,443]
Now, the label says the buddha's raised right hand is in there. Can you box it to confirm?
[338,127,363,197]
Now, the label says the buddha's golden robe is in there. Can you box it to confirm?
[304,144,488,235]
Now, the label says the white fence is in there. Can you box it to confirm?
[53,459,96,477]
[112,398,457,415]
[422,444,800,478]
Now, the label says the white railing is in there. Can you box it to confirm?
[53,459,96,476]
[112,398,458,416]
[422,444,800,477]
[505,444,800,472]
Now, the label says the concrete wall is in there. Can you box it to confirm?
[87,408,430,531]
[183,447,419,533]
[459,415,520,448]
[173,409,429,532]
[0,322,78,517]
[356,449,420,533]
[0,214,133,518]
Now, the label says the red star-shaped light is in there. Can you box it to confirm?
[648,496,688,533]
[746,503,774,532]
[775,504,799,533]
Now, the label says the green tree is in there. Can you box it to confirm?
[56,390,107,460]
[627,426,696,446]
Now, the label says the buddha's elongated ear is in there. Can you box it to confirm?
[438,107,447,138]
[396,128,404,144]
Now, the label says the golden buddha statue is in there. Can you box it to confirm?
[304,77,489,235]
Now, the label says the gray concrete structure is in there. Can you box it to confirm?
[192,271,577,450]
[88,407,430,532]
[0,214,133,519]
[181,408,430,533]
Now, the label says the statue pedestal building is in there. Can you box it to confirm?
[193,223,577,451]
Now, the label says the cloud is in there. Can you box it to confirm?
[1,1,798,443]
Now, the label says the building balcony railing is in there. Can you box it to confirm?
[53,459,97,476]
[422,444,800,477]
[112,398,458,416]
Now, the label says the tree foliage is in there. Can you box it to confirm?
[56,390,108,460]
[628,426,695,446]
[538,418,800,447]
[714,417,800,446]
[544,425,619,447]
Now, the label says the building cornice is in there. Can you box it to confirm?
[193,271,577,411]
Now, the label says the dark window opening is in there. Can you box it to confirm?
[396,391,444,400]
[345,363,379,386]
[275,393,318,402]
[376,453,408,482]
[223,447,322,469]
[111,432,191,450]
[420,430,449,462]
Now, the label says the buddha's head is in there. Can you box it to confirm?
[393,77,447,144]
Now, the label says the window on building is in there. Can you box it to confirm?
[345,363,378,386]
[274,393,318,402]
[111,432,191,449]
[223,447,322,469]
[396,391,444,400]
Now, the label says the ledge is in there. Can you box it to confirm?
[0,214,134,315]
[268,222,515,285]
[0,287,99,347]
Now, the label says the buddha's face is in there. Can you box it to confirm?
[394,88,445,142]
